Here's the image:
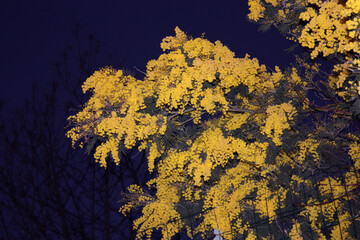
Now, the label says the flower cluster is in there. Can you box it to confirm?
[248,0,360,99]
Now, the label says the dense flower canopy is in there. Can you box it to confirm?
[67,1,360,239]
[248,0,360,100]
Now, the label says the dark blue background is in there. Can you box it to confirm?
[1,0,293,111]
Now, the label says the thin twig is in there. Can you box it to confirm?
[133,66,146,76]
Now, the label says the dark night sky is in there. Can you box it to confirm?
[1,0,294,111]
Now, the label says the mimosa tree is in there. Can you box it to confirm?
[67,1,360,239]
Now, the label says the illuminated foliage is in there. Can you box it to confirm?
[248,0,360,105]
[67,3,360,239]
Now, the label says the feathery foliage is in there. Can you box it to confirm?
[67,1,360,238]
